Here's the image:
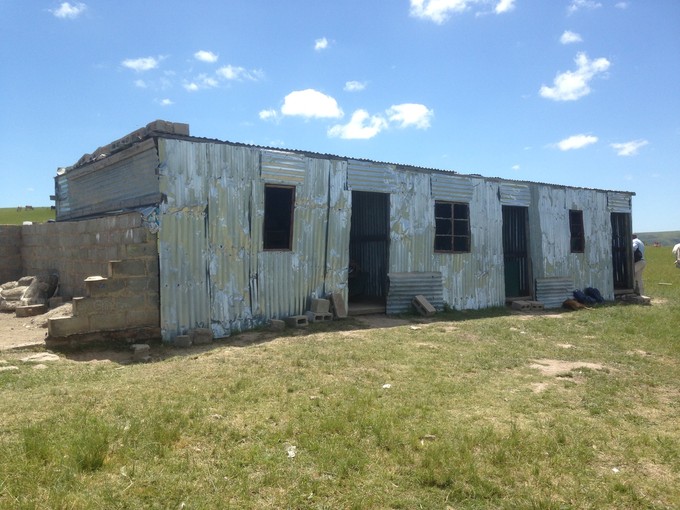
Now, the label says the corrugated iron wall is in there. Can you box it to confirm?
[157,139,350,340]
[56,139,160,220]
[154,136,633,339]
[530,185,614,299]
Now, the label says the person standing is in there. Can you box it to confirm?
[672,242,680,268]
[632,234,646,295]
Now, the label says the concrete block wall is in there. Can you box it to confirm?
[21,212,156,299]
[0,226,22,284]
[48,255,160,338]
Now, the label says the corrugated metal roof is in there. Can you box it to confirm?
[347,159,399,193]
[499,182,531,206]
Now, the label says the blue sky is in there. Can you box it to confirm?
[1,0,678,232]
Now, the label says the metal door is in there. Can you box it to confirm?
[502,206,531,298]
[611,212,633,290]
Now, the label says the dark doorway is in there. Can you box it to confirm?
[611,212,633,291]
[348,191,390,311]
[502,205,531,299]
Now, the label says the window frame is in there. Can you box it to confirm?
[263,184,295,251]
[434,200,471,254]
[569,209,585,253]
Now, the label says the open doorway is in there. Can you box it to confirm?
[502,205,531,300]
[611,212,633,292]
[348,191,390,314]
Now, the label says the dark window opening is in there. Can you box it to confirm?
[434,201,471,253]
[263,185,295,250]
[569,209,585,253]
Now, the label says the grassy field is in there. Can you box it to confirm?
[1,249,678,509]
[0,207,55,225]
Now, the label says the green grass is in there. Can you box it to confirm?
[0,207,54,225]
[1,248,678,509]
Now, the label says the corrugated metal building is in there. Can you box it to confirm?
[54,121,636,341]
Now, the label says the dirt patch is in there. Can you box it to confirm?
[530,358,606,377]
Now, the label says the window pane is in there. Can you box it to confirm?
[264,185,294,250]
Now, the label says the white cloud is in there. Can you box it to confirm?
[314,37,329,51]
[194,50,218,63]
[216,65,263,81]
[386,103,433,129]
[50,2,86,19]
[560,30,582,44]
[567,0,602,15]
[512,164,520,171]
[495,0,515,14]
[158,98,174,106]
[539,52,610,101]
[409,0,513,24]
[328,110,388,140]
[344,81,366,92]
[615,2,628,9]
[259,109,279,122]
[611,139,648,156]
[183,74,218,92]
[281,89,344,119]
[122,56,160,72]
[134,79,147,88]
[556,134,598,151]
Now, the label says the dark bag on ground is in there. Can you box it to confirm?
[634,247,643,262]
[584,287,605,304]
[573,289,596,305]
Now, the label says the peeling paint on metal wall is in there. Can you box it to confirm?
[531,186,614,299]
[158,139,348,339]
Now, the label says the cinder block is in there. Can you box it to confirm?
[305,311,333,323]
[131,343,150,362]
[310,298,330,314]
[15,304,48,317]
[108,259,146,278]
[127,308,159,327]
[190,328,213,345]
[125,243,157,258]
[174,335,192,348]
[284,315,309,327]
[85,276,126,297]
[48,315,90,337]
[87,312,127,331]
[412,294,436,317]
[330,292,347,318]
[511,300,532,311]
[528,301,544,310]
[269,319,285,331]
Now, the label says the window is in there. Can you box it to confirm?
[263,185,295,250]
[569,209,585,253]
[434,201,471,253]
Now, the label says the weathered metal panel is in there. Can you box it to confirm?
[386,272,443,314]
[530,185,614,300]
[206,143,260,336]
[56,138,160,220]
[261,150,306,184]
[431,172,474,202]
[499,182,531,206]
[607,192,632,212]
[347,159,398,193]
[389,171,435,274]
[535,277,572,308]
[253,155,331,319]
[157,208,210,341]
[324,159,351,302]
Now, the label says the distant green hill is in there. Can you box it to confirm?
[0,207,55,225]
[636,231,680,247]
